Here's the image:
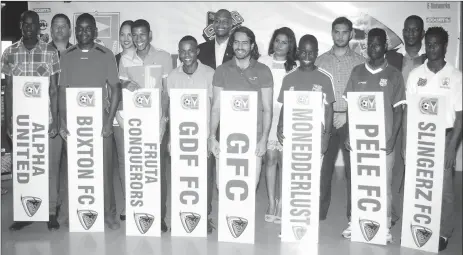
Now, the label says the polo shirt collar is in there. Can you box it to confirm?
[50,41,72,50]
[76,42,98,52]
[365,59,388,74]
[18,37,42,52]
[180,60,205,76]
[396,45,426,57]
[328,46,354,56]
[133,44,155,61]
[423,59,452,75]
[230,56,257,69]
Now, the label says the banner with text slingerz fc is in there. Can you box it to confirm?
[281,91,322,245]
[13,76,49,221]
[67,88,104,232]
[170,89,208,237]
[401,93,446,253]
[123,88,161,237]
[347,91,388,245]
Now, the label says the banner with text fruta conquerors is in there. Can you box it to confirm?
[401,94,446,253]
[170,89,208,237]
[281,91,322,245]
[67,88,104,232]
[347,92,388,245]
[13,76,49,221]
[218,91,257,244]
[123,88,161,237]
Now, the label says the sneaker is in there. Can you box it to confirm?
[386,229,394,243]
[105,216,120,230]
[439,236,449,251]
[342,222,352,238]
[47,215,60,231]
[9,221,33,231]
[161,220,168,233]
[207,218,216,234]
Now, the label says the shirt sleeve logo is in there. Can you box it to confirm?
[379,78,388,87]
[417,78,427,87]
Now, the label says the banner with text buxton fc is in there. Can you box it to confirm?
[13,76,49,221]
[30,2,461,69]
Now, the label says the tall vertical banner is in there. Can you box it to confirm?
[123,88,161,237]
[401,94,446,253]
[347,92,388,245]
[67,88,104,232]
[170,89,208,237]
[281,91,322,244]
[13,76,49,221]
[218,91,257,244]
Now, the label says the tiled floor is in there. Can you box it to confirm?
[1,168,461,255]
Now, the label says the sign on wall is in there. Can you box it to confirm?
[281,91,322,245]
[67,88,104,232]
[170,89,208,237]
[13,76,49,222]
[347,92,388,245]
[123,88,161,237]
[401,94,446,253]
[217,91,257,244]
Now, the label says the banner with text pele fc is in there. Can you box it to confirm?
[401,94,446,253]
[123,88,161,237]
[13,76,49,221]
[67,88,104,232]
[218,91,257,244]
[281,91,322,245]
[347,92,388,245]
[170,89,208,237]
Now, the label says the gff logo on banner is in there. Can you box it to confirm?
[133,92,152,108]
[77,91,95,107]
[77,209,98,230]
[180,212,201,233]
[358,95,376,111]
[359,219,381,242]
[297,94,310,105]
[21,196,42,217]
[181,94,199,110]
[23,82,42,97]
[419,97,438,115]
[134,213,155,234]
[411,225,433,248]
[231,95,249,111]
[226,216,248,238]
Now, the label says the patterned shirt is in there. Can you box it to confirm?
[1,37,61,124]
[316,47,366,111]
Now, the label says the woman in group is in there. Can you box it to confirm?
[113,20,136,221]
[259,27,298,225]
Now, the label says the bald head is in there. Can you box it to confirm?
[213,9,233,38]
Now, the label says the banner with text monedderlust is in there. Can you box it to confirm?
[13,76,49,221]
[401,94,446,253]
[218,91,257,244]
[123,88,161,237]
[170,89,208,237]
[281,91,322,245]
[347,92,388,245]
[67,88,104,232]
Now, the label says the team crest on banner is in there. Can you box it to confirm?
[401,94,446,253]
[123,88,161,236]
[13,76,49,221]
[347,91,388,245]
[170,89,208,237]
[66,88,104,232]
[281,91,322,245]
[218,91,257,244]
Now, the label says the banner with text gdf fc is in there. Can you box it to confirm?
[218,91,257,244]
[347,91,388,245]
[281,91,322,245]
[67,88,104,232]
[123,88,161,237]
[13,76,49,221]
[170,89,208,237]
[401,94,446,253]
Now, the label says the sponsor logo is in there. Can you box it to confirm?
[133,92,152,108]
[312,84,322,92]
[23,82,41,97]
[379,78,388,87]
[358,95,376,111]
[292,226,307,240]
[226,216,248,238]
[296,94,310,105]
[419,97,438,115]
[179,212,201,233]
[441,77,450,88]
[39,20,48,31]
[33,8,51,13]
[417,78,427,87]
[359,219,380,242]
[20,196,42,217]
[134,213,155,234]
[427,2,451,10]
[77,209,98,230]
[426,17,451,23]
[411,224,433,248]
[231,95,249,111]
[181,94,199,110]
[77,91,95,107]
[358,81,367,85]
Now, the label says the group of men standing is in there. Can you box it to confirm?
[1,8,461,252]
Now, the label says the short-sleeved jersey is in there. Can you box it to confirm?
[406,60,462,128]
[343,62,406,141]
